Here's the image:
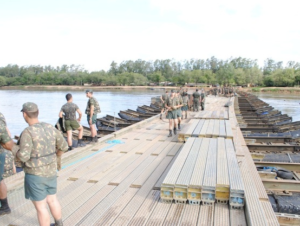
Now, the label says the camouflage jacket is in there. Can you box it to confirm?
[0,113,11,155]
[17,122,68,177]
[0,112,6,125]
[182,96,189,106]
[177,96,183,106]
[200,93,206,101]
[161,93,168,101]
[166,97,177,110]
[85,97,101,115]
[192,92,200,99]
[1,151,14,179]
[61,102,79,120]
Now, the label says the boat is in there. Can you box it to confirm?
[118,112,142,122]
[97,118,131,128]
[127,109,156,117]
[105,115,132,124]
[120,110,149,120]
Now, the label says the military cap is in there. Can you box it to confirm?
[85,89,93,93]
[21,102,38,112]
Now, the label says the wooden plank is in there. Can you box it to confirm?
[199,120,209,137]
[197,205,214,226]
[212,119,220,137]
[151,142,175,156]
[219,111,224,119]
[192,119,204,137]
[179,205,200,225]
[188,138,210,204]
[174,138,202,203]
[206,120,215,137]
[167,143,182,156]
[214,203,230,226]
[225,120,233,139]
[219,120,226,137]
[163,204,185,225]
[145,200,172,226]
[230,208,247,226]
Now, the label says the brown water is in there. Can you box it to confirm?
[0,89,164,137]
[255,92,300,122]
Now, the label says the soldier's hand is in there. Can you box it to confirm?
[57,156,62,171]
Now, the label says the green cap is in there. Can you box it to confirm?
[21,102,38,112]
[85,89,93,93]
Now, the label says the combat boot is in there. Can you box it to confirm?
[78,139,86,147]
[93,136,98,142]
[68,146,73,151]
[50,218,63,226]
[0,198,11,216]
[173,127,177,135]
[168,130,172,137]
[178,124,181,130]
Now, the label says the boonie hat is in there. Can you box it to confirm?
[85,89,93,93]
[21,102,38,112]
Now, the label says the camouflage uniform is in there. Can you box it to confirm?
[177,95,183,118]
[61,102,80,131]
[16,122,68,177]
[181,95,189,111]
[0,113,13,180]
[86,97,101,125]
[200,92,206,111]
[161,93,168,109]
[192,91,200,111]
[166,97,177,119]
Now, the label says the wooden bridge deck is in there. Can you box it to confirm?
[1,96,279,226]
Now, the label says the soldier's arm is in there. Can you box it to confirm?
[76,109,82,121]
[0,126,13,151]
[55,129,68,154]
[17,130,33,162]
[90,105,94,116]
[59,110,63,118]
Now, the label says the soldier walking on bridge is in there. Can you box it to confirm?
[192,89,200,111]
[11,102,68,226]
[59,93,86,151]
[181,92,189,119]
[166,90,179,137]
[85,89,101,142]
[160,90,169,120]
[176,91,184,130]
[200,89,206,111]
[0,112,14,216]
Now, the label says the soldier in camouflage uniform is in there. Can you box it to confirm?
[85,89,101,142]
[59,93,86,151]
[200,89,206,111]
[181,92,189,119]
[0,112,14,216]
[11,102,68,226]
[165,90,179,137]
[160,90,169,120]
[176,91,184,130]
[192,89,200,111]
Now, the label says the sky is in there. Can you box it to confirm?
[0,0,299,71]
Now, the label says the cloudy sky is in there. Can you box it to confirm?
[0,0,299,71]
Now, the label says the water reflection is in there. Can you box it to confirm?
[255,92,300,122]
[0,89,163,137]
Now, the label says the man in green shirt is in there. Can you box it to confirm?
[0,112,14,216]
[10,102,68,226]
[200,89,206,111]
[176,91,184,130]
[59,93,86,150]
[192,89,200,112]
[160,90,169,120]
[181,92,189,119]
[165,90,179,137]
[85,89,101,142]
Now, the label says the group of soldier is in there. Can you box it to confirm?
[0,89,100,226]
[160,87,205,137]
[209,86,235,97]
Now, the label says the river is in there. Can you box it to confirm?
[255,92,300,122]
[1,89,299,137]
[0,89,163,137]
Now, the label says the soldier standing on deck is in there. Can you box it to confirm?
[176,91,184,130]
[59,93,86,151]
[85,89,101,142]
[181,92,189,119]
[160,90,169,120]
[192,89,200,111]
[10,102,68,226]
[200,89,206,111]
[165,90,179,137]
[0,112,14,216]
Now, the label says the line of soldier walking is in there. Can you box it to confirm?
[0,89,100,226]
[160,88,205,137]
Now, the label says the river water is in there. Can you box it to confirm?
[1,89,299,137]
[0,89,163,137]
[255,92,300,122]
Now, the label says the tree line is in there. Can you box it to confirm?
[1,57,300,87]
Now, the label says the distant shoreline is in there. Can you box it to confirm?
[241,87,300,93]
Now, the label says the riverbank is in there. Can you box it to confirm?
[241,87,300,93]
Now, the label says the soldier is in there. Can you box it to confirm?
[0,112,14,216]
[85,89,101,142]
[160,90,169,120]
[181,92,189,119]
[11,102,68,226]
[59,93,86,151]
[200,89,206,111]
[165,90,179,137]
[176,91,184,130]
[192,89,200,111]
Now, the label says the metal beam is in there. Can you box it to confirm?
[254,161,300,172]
[248,144,299,152]
[262,179,300,192]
